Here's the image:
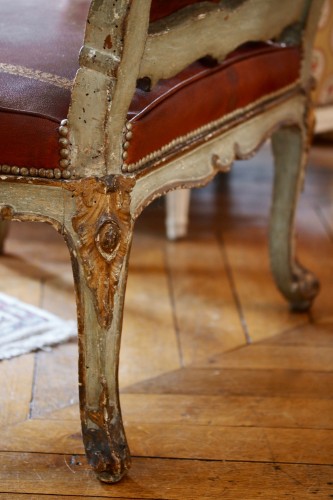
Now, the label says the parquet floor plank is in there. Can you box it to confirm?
[208,344,333,371]
[1,146,333,497]
[123,367,333,399]
[31,344,77,419]
[1,452,332,499]
[41,271,76,320]
[165,237,246,366]
[121,233,181,387]
[42,393,333,429]
[0,354,34,427]
[220,210,310,344]
[0,277,41,307]
[0,496,124,500]
[2,418,332,466]
[260,323,333,346]
[294,206,333,326]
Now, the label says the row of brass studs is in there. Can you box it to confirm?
[58,118,71,175]
[0,118,72,180]
[121,122,133,173]
[0,164,71,179]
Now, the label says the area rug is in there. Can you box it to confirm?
[0,292,77,360]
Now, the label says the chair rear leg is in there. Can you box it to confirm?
[270,123,319,311]
[165,189,191,240]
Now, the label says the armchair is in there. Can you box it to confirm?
[0,0,323,483]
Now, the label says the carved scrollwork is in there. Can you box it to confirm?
[211,154,231,173]
[69,176,135,328]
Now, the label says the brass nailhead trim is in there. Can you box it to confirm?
[121,121,134,172]
[58,118,72,177]
[121,81,301,174]
[0,164,71,180]
[0,119,73,180]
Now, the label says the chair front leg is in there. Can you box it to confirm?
[270,122,319,311]
[0,220,9,254]
[65,177,134,483]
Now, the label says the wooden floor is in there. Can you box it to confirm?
[0,143,333,499]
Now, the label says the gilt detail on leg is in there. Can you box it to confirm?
[66,175,135,482]
[69,175,135,328]
[82,378,131,483]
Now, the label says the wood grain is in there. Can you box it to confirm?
[0,496,121,500]
[44,393,333,430]
[30,344,77,419]
[1,452,332,499]
[2,418,332,466]
[1,144,333,496]
[0,354,34,427]
[166,237,246,366]
[221,221,309,342]
[208,344,333,371]
[121,233,180,387]
[123,367,333,399]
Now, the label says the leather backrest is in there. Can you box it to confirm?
[150,0,220,22]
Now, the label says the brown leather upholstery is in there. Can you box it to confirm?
[150,0,220,23]
[0,1,300,173]
[0,0,90,170]
[126,43,301,168]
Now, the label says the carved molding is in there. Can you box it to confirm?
[131,94,307,217]
[140,0,306,84]
[70,176,135,329]
[123,82,300,174]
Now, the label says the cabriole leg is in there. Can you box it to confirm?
[65,177,134,483]
[270,124,319,311]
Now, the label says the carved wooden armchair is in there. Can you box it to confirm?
[0,0,323,483]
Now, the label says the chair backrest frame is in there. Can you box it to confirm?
[67,0,323,180]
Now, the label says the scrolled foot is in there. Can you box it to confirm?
[289,262,320,312]
[84,426,131,483]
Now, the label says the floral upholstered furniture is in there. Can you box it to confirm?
[0,0,323,483]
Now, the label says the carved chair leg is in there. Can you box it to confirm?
[270,124,319,311]
[0,220,9,254]
[64,178,134,483]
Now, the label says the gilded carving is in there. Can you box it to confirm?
[95,220,121,262]
[70,175,135,328]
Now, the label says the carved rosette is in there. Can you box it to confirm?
[70,176,135,329]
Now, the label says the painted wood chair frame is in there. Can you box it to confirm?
[0,0,323,483]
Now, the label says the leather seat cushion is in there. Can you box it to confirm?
[0,0,90,171]
[126,43,301,168]
[0,1,300,174]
